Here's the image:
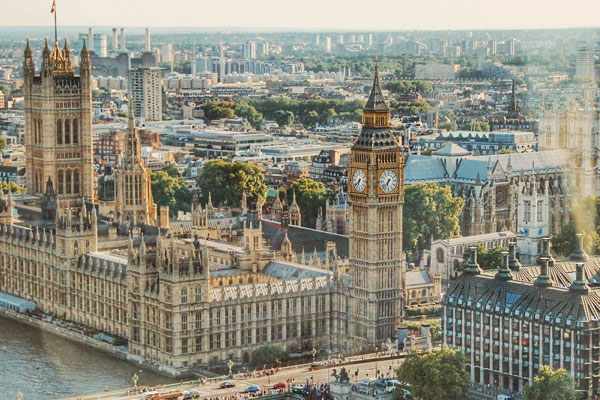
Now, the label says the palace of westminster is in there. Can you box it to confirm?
[0,39,422,372]
[5,38,600,395]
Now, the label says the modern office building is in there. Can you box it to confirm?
[129,67,163,122]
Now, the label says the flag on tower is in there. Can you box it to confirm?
[51,0,56,14]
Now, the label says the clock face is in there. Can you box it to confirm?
[379,170,398,193]
[352,170,366,193]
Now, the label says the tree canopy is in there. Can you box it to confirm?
[202,100,236,121]
[403,183,464,258]
[523,366,577,400]
[250,345,288,369]
[287,177,329,228]
[150,166,192,216]
[396,348,469,400]
[552,196,600,256]
[196,160,267,208]
[476,245,505,270]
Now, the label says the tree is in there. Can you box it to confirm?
[403,183,464,258]
[203,101,235,121]
[552,196,600,256]
[196,160,267,208]
[476,245,505,270]
[151,167,192,216]
[250,345,288,369]
[396,348,468,400]
[273,110,295,127]
[523,366,577,400]
[235,101,263,129]
[288,178,329,228]
[0,182,24,194]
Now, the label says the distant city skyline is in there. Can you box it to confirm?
[3,0,600,31]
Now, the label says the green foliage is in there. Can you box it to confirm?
[385,80,433,96]
[476,245,505,270]
[196,160,267,208]
[0,182,24,194]
[202,101,235,121]
[151,166,192,216]
[470,119,490,132]
[288,177,329,228]
[523,366,577,400]
[403,183,464,257]
[552,196,600,256]
[396,348,469,400]
[234,101,264,129]
[249,97,364,128]
[250,345,288,369]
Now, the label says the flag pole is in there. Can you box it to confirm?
[54,1,58,44]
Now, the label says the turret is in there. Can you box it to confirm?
[463,246,481,275]
[495,251,512,281]
[23,39,34,78]
[569,233,588,262]
[534,257,552,288]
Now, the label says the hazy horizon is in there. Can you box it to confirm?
[3,0,600,31]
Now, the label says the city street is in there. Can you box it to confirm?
[65,355,406,400]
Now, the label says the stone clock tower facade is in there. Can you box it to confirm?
[348,66,406,348]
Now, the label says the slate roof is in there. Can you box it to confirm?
[405,270,433,287]
[354,127,399,149]
[404,155,448,183]
[364,65,389,112]
[433,143,471,157]
[263,261,332,281]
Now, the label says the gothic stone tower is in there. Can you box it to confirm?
[348,66,406,348]
[114,103,157,226]
[23,39,94,207]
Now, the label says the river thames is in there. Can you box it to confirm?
[0,316,176,400]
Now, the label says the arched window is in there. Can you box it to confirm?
[73,170,80,194]
[65,170,72,194]
[436,248,445,263]
[72,119,79,144]
[64,119,71,144]
[58,170,64,194]
[56,119,63,145]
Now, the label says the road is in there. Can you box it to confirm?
[65,354,406,400]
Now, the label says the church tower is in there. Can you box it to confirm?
[348,65,406,348]
[23,39,94,207]
[114,102,157,226]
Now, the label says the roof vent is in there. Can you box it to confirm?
[463,246,481,275]
[534,257,552,288]
[569,262,589,294]
[495,251,513,281]
[508,239,521,271]
[569,233,588,262]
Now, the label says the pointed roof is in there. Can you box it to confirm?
[365,63,389,112]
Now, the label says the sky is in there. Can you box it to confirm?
[2,0,600,31]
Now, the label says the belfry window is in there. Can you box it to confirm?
[65,170,72,194]
[73,170,80,194]
[58,170,64,194]
[64,119,71,144]
[72,119,79,144]
[56,119,63,145]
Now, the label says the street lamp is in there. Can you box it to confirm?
[312,347,317,362]
[228,359,235,378]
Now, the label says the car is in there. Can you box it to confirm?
[291,384,305,395]
[182,389,201,399]
[219,381,235,389]
[271,382,286,390]
[242,384,261,394]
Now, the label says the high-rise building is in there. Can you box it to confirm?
[23,39,95,205]
[315,35,321,46]
[325,36,333,53]
[94,34,108,57]
[576,44,595,82]
[128,67,162,122]
[144,28,151,52]
[348,66,406,347]
[87,27,93,53]
[160,43,173,64]
[243,41,257,60]
[257,41,269,58]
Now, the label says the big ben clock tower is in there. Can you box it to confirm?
[348,65,406,348]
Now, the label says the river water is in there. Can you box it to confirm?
[0,316,176,400]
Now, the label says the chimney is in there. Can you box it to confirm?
[569,233,588,262]
[463,246,481,275]
[120,28,126,50]
[570,262,589,294]
[495,251,513,281]
[144,28,151,52]
[508,239,521,271]
[112,28,118,50]
[534,257,552,288]
[538,237,555,266]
